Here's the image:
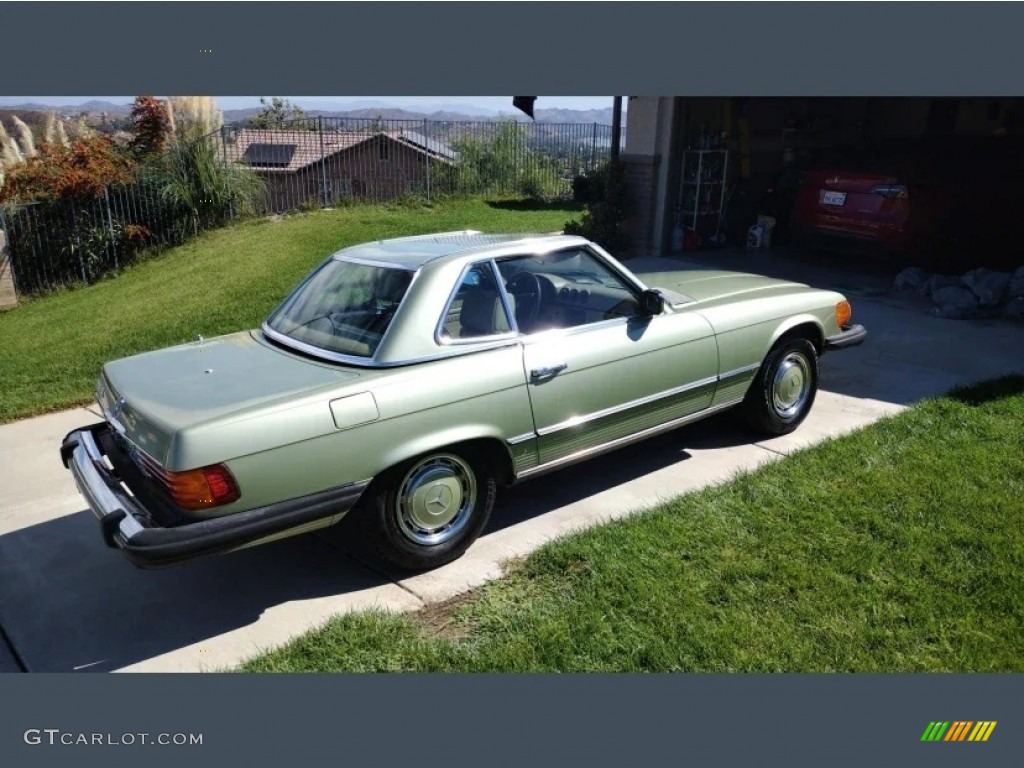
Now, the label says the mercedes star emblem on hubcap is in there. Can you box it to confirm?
[425,484,453,515]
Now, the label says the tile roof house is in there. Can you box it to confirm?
[220,128,458,211]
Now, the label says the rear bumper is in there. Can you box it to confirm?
[799,226,913,254]
[825,324,868,352]
[60,423,370,568]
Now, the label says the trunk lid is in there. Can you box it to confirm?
[97,331,361,465]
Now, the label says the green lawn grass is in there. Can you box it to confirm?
[0,198,576,423]
[242,376,1024,672]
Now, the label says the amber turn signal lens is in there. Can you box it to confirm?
[836,300,852,328]
[164,464,240,510]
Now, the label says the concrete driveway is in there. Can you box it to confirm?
[1,254,1021,672]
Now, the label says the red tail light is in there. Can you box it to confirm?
[166,465,240,510]
[140,458,241,510]
[871,184,908,199]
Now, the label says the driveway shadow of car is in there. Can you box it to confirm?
[488,412,750,533]
[0,510,386,672]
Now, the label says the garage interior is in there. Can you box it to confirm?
[624,97,1024,274]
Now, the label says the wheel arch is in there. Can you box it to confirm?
[377,428,517,487]
[766,316,825,356]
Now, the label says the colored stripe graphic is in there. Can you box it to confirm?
[971,722,997,742]
[921,721,949,741]
[922,721,996,742]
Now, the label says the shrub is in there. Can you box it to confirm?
[0,135,134,203]
[142,126,265,236]
[564,160,633,251]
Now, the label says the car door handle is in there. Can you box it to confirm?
[530,363,568,380]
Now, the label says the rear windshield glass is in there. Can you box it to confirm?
[265,259,414,358]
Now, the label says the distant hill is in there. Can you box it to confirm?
[1,100,615,125]
[1,100,131,116]
[222,106,614,126]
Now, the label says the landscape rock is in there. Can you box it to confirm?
[926,274,964,302]
[932,285,982,319]
[961,268,1012,307]
[893,267,932,296]
[1001,296,1024,321]
[1007,266,1024,300]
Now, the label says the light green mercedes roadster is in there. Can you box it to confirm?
[61,231,866,570]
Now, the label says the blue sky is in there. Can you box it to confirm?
[0,96,618,114]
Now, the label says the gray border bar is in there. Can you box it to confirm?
[2,2,1024,95]
[1,675,1020,767]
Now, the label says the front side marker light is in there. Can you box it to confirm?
[836,300,852,328]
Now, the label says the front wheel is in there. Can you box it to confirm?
[355,451,496,571]
[741,337,819,436]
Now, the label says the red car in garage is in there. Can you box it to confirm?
[791,167,950,257]
[790,139,1022,270]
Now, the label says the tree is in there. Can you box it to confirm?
[248,97,306,130]
[129,96,171,156]
[442,122,561,199]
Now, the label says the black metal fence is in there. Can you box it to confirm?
[0,181,191,295]
[214,116,616,212]
[0,117,617,295]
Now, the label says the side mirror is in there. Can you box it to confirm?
[639,289,665,316]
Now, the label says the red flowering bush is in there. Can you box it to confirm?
[0,135,134,202]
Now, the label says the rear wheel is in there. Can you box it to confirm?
[741,337,819,435]
[355,450,496,571]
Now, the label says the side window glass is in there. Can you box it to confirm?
[495,249,640,334]
[440,263,514,340]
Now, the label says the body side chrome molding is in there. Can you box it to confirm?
[535,375,719,437]
[515,398,744,481]
[718,362,761,381]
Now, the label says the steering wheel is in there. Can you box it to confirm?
[506,272,543,330]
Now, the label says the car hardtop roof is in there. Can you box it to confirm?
[331,230,591,270]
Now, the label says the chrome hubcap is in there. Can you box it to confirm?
[396,454,476,546]
[772,353,812,419]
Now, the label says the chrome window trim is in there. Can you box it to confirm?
[536,375,720,437]
[369,265,424,357]
[492,259,521,335]
[520,314,634,343]
[516,398,744,481]
[434,259,518,347]
[438,332,519,347]
[261,323,384,366]
[261,324,521,368]
[332,254,419,271]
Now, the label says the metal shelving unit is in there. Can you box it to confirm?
[678,149,729,238]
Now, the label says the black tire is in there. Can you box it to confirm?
[741,337,819,436]
[354,450,496,571]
